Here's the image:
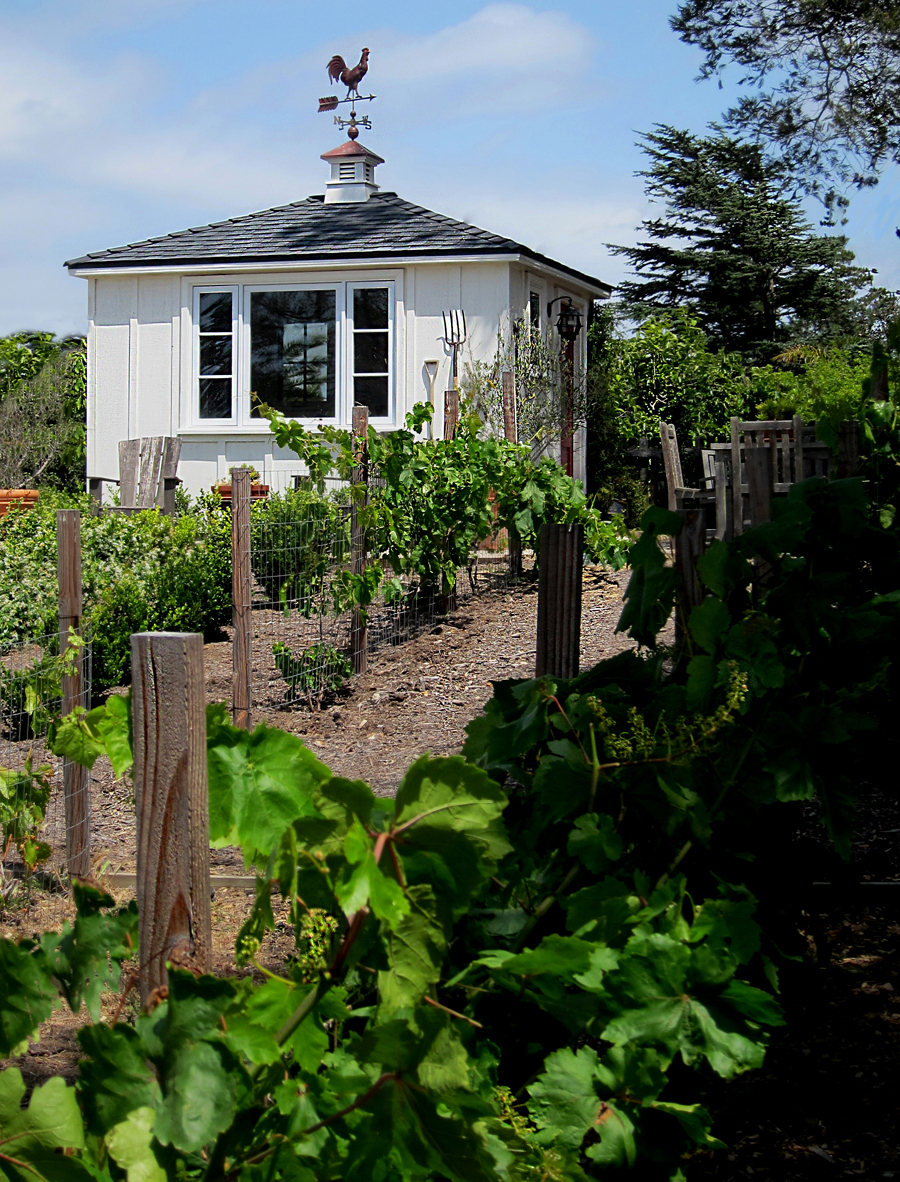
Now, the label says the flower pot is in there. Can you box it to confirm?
[0,489,40,518]
[214,482,270,504]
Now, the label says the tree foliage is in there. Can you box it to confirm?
[0,332,86,491]
[671,0,900,216]
[608,127,872,360]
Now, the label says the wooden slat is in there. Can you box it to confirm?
[231,468,252,729]
[745,448,773,528]
[132,632,211,1004]
[675,508,706,643]
[136,437,164,508]
[158,438,183,515]
[118,439,140,507]
[57,510,90,879]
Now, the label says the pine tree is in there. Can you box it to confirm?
[608,127,872,361]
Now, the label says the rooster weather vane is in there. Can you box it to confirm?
[318,48,375,139]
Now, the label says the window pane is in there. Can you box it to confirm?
[250,290,336,418]
[199,335,232,375]
[353,375,389,418]
[353,287,388,330]
[199,292,233,333]
[354,331,388,375]
[530,291,541,330]
[199,377,232,419]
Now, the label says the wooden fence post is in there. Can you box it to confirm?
[502,371,523,577]
[57,510,91,879]
[745,448,773,529]
[535,523,583,679]
[443,390,459,441]
[674,508,706,644]
[837,420,860,478]
[132,632,211,1005]
[350,405,369,676]
[231,467,252,729]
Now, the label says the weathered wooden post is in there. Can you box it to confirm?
[745,447,773,528]
[350,405,369,675]
[132,632,211,1005]
[57,510,91,878]
[502,371,523,577]
[231,467,252,729]
[443,390,459,441]
[674,508,706,644]
[535,523,583,679]
[837,420,859,478]
[501,371,516,442]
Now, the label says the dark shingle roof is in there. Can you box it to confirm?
[64,191,609,293]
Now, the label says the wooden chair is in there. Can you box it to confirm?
[729,417,804,536]
[89,437,182,517]
[660,423,716,511]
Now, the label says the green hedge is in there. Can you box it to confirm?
[0,492,231,693]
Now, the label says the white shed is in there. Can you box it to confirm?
[65,137,610,496]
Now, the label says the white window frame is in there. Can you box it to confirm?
[242,280,344,429]
[347,280,395,428]
[192,285,239,427]
[181,272,402,435]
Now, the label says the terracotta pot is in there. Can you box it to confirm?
[0,489,40,518]
[214,482,270,503]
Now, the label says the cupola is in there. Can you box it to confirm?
[321,139,384,204]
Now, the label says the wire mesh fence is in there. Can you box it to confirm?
[0,626,92,923]
[247,469,523,712]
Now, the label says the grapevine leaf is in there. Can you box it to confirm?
[720,980,786,1026]
[152,1041,237,1154]
[394,756,511,911]
[567,814,623,873]
[414,1021,470,1093]
[207,725,327,861]
[650,1101,724,1149]
[526,1046,605,1149]
[77,1024,161,1136]
[490,935,594,980]
[378,884,447,1015]
[584,1103,637,1167]
[0,941,58,1057]
[0,1069,85,1182]
[43,884,138,1020]
[336,853,410,930]
[688,597,731,655]
[105,1108,166,1182]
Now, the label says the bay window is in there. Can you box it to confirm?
[189,280,395,429]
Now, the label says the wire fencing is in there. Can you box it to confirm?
[0,626,92,923]
[246,469,521,713]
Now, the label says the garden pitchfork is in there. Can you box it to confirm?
[441,309,467,392]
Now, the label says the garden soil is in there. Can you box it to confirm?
[3,567,899,1179]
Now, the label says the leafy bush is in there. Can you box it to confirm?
[0,495,232,694]
[272,641,352,704]
[251,486,350,611]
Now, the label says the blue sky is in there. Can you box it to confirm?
[1,0,898,336]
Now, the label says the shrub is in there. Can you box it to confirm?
[0,495,232,695]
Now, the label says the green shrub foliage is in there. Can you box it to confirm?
[0,495,232,692]
[4,474,896,1179]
